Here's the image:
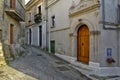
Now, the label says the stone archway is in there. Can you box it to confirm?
[70,19,99,65]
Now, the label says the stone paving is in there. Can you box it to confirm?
[9,46,91,80]
[0,66,37,80]
[0,41,37,80]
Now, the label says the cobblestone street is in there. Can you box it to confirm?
[7,46,91,80]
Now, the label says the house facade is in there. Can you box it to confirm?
[25,0,47,49]
[45,0,120,76]
[0,0,25,63]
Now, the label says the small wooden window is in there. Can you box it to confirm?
[51,15,55,27]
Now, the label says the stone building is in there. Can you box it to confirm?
[0,0,25,63]
[45,0,120,76]
[25,0,47,49]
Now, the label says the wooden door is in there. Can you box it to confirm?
[10,0,15,8]
[77,25,89,64]
[39,26,42,46]
[50,40,55,54]
[29,29,31,45]
[10,24,13,44]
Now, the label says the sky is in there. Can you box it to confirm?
[25,0,30,4]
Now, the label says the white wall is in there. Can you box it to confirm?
[99,0,120,67]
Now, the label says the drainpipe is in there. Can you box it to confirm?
[102,0,105,29]
[117,25,120,66]
[117,0,120,67]
[45,0,50,52]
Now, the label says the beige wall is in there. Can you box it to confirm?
[25,0,47,48]
[3,13,21,45]
[0,0,4,30]
[25,6,36,26]
[25,0,43,27]
[48,0,99,57]
[3,0,25,44]
[1,0,25,61]
[48,0,79,30]
[48,0,80,56]
[47,0,120,68]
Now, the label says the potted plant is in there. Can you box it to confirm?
[106,57,115,64]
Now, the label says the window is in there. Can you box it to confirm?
[38,6,41,14]
[51,15,55,27]
[28,12,32,22]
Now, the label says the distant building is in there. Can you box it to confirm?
[25,0,47,49]
[45,0,120,77]
[0,0,25,62]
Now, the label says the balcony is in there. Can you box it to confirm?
[34,14,42,23]
[4,0,25,21]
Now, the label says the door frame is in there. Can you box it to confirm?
[71,19,100,66]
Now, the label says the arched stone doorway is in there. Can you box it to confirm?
[77,25,89,64]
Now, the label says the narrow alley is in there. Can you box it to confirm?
[8,46,91,80]
[0,0,120,80]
